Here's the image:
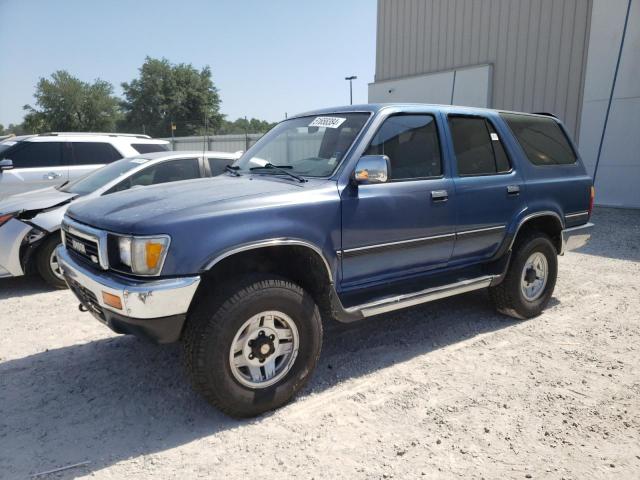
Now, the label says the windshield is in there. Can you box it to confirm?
[234,113,370,177]
[60,157,148,195]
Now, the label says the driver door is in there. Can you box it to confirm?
[340,113,456,289]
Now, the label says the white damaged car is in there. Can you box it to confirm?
[0,150,240,288]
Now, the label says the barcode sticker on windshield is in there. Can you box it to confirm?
[309,116,346,129]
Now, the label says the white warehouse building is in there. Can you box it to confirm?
[369,0,640,208]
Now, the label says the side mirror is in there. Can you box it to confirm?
[354,155,390,184]
[0,159,13,171]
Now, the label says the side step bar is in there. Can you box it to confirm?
[345,275,496,318]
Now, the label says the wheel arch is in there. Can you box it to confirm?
[509,211,564,254]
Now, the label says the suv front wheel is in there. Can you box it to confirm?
[489,232,558,319]
[183,275,322,418]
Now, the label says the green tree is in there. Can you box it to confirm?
[120,57,222,137]
[218,117,277,134]
[22,71,120,133]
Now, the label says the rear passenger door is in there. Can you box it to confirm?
[69,142,122,183]
[446,114,526,264]
[0,141,68,197]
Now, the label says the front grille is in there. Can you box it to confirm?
[67,277,104,320]
[65,230,101,266]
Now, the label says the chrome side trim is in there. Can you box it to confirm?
[508,210,564,250]
[57,245,200,319]
[204,238,334,283]
[61,217,109,270]
[456,225,506,236]
[346,275,495,317]
[561,222,594,255]
[564,211,589,219]
[342,232,455,255]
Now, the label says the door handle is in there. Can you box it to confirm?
[507,185,520,195]
[431,190,448,202]
[43,172,62,180]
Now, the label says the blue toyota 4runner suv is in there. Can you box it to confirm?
[57,104,594,417]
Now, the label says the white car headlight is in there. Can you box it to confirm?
[117,235,170,276]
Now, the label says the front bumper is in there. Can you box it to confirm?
[560,222,594,255]
[0,218,32,278]
[57,245,201,343]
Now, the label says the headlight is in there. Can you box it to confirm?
[116,235,170,275]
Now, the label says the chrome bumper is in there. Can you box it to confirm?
[57,245,200,319]
[561,222,594,255]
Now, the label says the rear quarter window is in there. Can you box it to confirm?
[500,113,577,166]
[71,142,122,165]
[132,143,169,154]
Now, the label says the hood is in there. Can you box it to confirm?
[66,175,327,233]
[0,186,77,215]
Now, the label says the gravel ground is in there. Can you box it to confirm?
[1,207,639,479]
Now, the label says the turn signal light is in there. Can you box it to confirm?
[0,213,13,227]
[588,185,595,217]
[102,291,123,310]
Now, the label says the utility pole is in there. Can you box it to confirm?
[345,76,357,105]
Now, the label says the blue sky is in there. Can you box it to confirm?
[0,0,377,127]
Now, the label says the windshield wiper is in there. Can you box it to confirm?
[249,163,307,183]
[55,180,70,191]
[225,165,241,176]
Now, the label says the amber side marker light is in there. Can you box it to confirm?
[102,292,123,310]
[588,186,595,216]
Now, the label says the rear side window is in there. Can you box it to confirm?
[365,114,442,180]
[448,116,511,176]
[71,142,122,165]
[132,143,169,154]
[4,141,62,168]
[500,113,577,165]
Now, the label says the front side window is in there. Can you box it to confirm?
[208,157,232,176]
[71,142,122,165]
[4,141,62,168]
[234,113,370,177]
[108,158,200,193]
[448,116,511,176]
[365,114,442,180]
[500,113,577,165]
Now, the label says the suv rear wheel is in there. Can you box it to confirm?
[489,232,558,319]
[183,275,322,418]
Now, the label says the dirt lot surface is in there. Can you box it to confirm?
[1,207,639,479]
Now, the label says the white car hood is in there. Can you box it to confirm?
[0,187,77,215]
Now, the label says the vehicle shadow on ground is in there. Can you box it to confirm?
[575,207,640,262]
[0,275,55,300]
[0,290,519,478]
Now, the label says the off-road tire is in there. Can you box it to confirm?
[489,232,558,319]
[182,274,322,418]
[36,234,66,289]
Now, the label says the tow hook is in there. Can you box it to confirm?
[78,303,88,312]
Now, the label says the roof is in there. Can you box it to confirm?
[291,103,558,121]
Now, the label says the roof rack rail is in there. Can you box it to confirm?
[531,112,558,119]
[37,132,152,139]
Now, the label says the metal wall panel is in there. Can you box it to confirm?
[374,0,593,138]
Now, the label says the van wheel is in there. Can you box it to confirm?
[36,234,67,289]
[183,275,322,418]
[489,232,557,319]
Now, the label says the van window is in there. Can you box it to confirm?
[500,113,577,165]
